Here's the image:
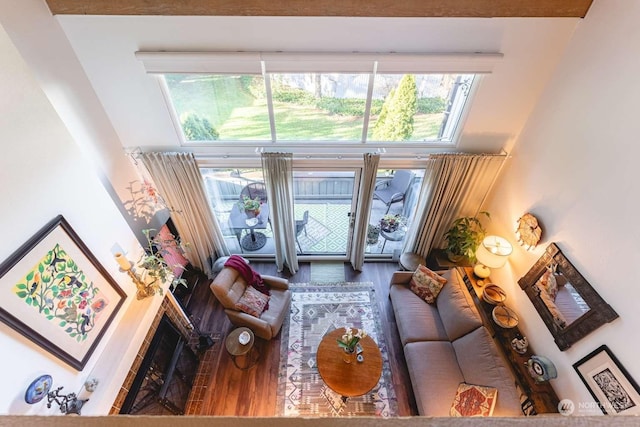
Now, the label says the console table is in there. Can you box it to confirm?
[457,267,560,415]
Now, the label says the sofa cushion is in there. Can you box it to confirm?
[260,287,291,337]
[436,269,482,341]
[409,265,447,304]
[452,327,523,416]
[404,341,465,416]
[450,382,498,417]
[390,284,448,344]
[210,267,247,309]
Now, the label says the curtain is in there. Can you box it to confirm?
[404,153,506,258]
[261,152,298,274]
[350,153,380,271]
[140,152,228,277]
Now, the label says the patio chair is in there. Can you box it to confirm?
[295,210,309,253]
[240,182,267,203]
[373,170,415,214]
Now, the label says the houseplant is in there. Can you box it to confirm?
[380,214,406,232]
[367,224,381,245]
[337,327,367,363]
[238,195,261,217]
[138,229,188,296]
[443,212,490,263]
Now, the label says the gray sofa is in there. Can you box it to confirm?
[389,268,523,416]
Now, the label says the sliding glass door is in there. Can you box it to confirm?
[292,169,357,257]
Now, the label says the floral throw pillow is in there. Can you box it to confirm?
[450,383,498,417]
[409,264,447,304]
[235,286,270,317]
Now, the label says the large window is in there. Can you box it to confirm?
[162,72,476,144]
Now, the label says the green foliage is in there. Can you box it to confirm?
[140,229,188,292]
[272,85,315,105]
[372,75,417,141]
[443,212,490,262]
[416,97,446,114]
[181,112,220,141]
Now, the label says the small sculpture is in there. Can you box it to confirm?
[525,355,558,383]
[47,386,89,415]
[84,378,99,393]
[511,335,529,354]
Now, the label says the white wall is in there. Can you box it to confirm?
[484,0,640,415]
[0,24,163,415]
[53,15,578,156]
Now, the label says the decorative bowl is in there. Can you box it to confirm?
[492,305,519,328]
[238,331,251,345]
[482,284,507,305]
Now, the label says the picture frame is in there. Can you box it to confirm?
[573,345,640,415]
[0,215,126,370]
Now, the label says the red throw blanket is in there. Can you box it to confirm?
[224,255,270,308]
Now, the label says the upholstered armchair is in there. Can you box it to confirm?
[210,267,291,340]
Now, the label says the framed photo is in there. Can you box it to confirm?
[573,345,640,415]
[0,215,126,370]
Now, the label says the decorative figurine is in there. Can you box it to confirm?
[525,355,557,383]
[47,386,89,415]
[511,335,529,355]
[84,378,99,393]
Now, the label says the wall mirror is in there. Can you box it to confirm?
[518,243,618,351]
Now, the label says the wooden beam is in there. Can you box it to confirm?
[45,0,594,18]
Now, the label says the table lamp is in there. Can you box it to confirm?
[474,235,512,279]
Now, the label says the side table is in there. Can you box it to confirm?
[399,252,423,271]
[225,327,259,370]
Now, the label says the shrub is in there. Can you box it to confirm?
[416,97,446,114]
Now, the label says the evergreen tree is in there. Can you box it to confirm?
[372,75,417,141]
[181,113,219,141]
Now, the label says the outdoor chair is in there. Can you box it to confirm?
[240,182,268,203]
[373,170,415,214]
[295,210,309,253]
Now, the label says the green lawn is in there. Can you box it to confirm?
[166,75,444,141]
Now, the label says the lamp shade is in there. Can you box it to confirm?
[476,235,512,269]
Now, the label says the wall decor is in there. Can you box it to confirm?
[518,243,618,351]
[573,345,640,415]
[0,215,126,370]
[515,213,542,250]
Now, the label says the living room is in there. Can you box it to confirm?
[0,0,638,425]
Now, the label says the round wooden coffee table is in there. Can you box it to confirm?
[316,328,383,399]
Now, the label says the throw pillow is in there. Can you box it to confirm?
[235,286,270,318]
[450,382,498,417]
[410,264,447,304]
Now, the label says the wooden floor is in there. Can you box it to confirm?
[186,261,417,416]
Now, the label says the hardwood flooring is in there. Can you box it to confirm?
[185,261,417,416]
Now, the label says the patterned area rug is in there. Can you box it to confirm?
[277,282,397,417]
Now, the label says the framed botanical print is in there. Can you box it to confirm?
[574,345,640,415]
[0,215,126,370]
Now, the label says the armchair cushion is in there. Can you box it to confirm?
[235,286,270,317]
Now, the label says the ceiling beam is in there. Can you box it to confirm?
[44,0,594,18]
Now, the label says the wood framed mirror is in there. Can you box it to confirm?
[518,243,618,351]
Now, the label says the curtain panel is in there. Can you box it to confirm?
[261,152,298,274]
[350,153,380,271]
[140,152,228,277]
[404,153,506,258]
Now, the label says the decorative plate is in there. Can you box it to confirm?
[238,331,251,345]
[482,284,507,305]
[25,374,53,404]
[492,305,519,328]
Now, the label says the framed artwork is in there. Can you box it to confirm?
[573,345,640,415]
[0,215,126,370]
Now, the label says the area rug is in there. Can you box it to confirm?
[309,262,346,283]
[277,282,397,417]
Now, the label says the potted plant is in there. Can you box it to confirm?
[443,212,490,263]
[138,229,188,296]
[367,224,381,245]
[380,214,407,232]
[238,195,261,217]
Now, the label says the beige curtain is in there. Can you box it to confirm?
[261,152,298,274]
[404,153,506,258]
[350,153,380,271]
[140,152,228,277]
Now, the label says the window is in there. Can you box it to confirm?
[142,52,496,145]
